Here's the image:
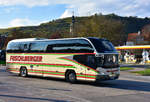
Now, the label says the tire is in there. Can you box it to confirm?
[66,71,76,83]
[20,67,28,77]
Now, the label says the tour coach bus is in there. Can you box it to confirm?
[6,37,120,83]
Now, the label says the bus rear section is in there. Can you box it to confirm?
[6,37,119,83]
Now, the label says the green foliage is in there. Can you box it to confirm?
[132,69,150,76]
[1,13,150,48]
[120,67,134,71]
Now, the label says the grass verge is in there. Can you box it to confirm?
[120,67,134,71]
[131,69,150,76]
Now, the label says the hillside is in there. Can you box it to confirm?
[1,13,150,47]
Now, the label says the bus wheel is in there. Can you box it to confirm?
[66,71,76,83]
[20,67,28,77]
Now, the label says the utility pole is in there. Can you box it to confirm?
[70,11,75,37]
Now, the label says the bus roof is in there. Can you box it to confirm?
[115,45,150,50]
[8,37,103,43]
[9,38,48,42]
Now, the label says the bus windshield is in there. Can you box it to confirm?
[88,38,117,53]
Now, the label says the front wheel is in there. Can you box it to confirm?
[66,72,76,83]
[20,67,28,77]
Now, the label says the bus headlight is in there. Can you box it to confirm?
[96,67,107,75]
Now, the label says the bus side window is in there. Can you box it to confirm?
[24,44,27,49]
[7,42,21,53]
[86,55,97,69]
[23,44,29,52]
[73,55,96,69]
[73,55,87,65]
[46,45,53,53]
[29,42,46,53]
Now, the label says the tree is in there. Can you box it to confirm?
[10,28,31,39]
[141,24,150,42]
[49,32,62,39]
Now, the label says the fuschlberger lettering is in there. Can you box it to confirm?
[10,56,43,62]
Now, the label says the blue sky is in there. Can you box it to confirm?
[0,0,150,28]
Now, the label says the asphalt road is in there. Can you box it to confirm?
[0,66,150,102]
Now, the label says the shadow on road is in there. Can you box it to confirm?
[90,80,150,92]
[0,95,67,102]
[10,74,150,92]
[2,67,150,93]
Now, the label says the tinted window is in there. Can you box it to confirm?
[7,39,94,53]
[7,42,31,53]
[7,42,23,53]
[73,55,97,69]
[46,39,94,53]
[29,42,46,52]
[88,38,116,53]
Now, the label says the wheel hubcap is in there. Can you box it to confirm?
[21,69,26,76]
[69,73,75,81]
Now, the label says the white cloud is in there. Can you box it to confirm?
[117,0,150,17]
[1,0,150,29]
[0,0,150,17]
[0,0,50,7]
[0,0,69,7]
[9,18,43,27]
[9,18,31,27]
[0,24,9,29]
[60,9,72,18]
[64,0,150,18]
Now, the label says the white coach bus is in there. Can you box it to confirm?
[6,37,120,83]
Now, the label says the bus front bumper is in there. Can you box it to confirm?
[96,74,119,81]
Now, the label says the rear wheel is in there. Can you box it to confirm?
[66,71,76,83]
[20,67,28,77]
